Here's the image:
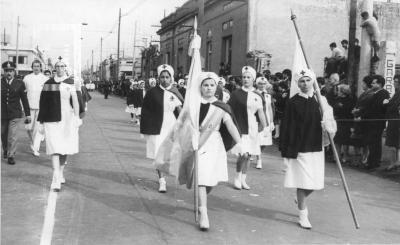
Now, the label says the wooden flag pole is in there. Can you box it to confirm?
[194,151,199,222]
[193,16,200,223]
[290,10,360,229]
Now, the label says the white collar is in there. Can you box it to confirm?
[201,97,217,104]
[298,90,314,98]
[54,75,68,83]
[160,84,172,91]
[242,86,254,92]
[257,88,267,93]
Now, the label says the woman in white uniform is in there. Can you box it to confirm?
[279,69,336,229]
[38,60,82,191]
[255,76,275,169]
[196,72,243,231]
[228,66,268,190]
[140,64,183,193]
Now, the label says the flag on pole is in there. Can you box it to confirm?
[289,36,308,98]
[154,17,202,188]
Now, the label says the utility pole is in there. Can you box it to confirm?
[15,16,20,75]
[2,28,7,45]
[132,21,137,79]
[347,0,358,95]
[358,0,373,96]
[116,8,121,82]
[91,49,94,78]
[100,37,103,80]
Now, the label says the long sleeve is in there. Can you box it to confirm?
[19,82,30,116]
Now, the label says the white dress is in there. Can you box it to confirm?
[231,87,263,155]
[145,87,182,159]
[284,151,325,190]
[283,91,326,190]
[44,80,79,155]
[259,91,274,146]
[198,104,231,186]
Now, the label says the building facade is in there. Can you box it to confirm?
[158,0,398,77]
[1,46,47,77]
[141,44,161,79]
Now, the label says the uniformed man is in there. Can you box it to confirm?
[23,60,48,156]
[1,61,31,165]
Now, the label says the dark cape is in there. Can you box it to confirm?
[37,78,62,123]
[38,78,84,123]
[227,88,264,134]
[132,88,145,108]
[279,94,323,159]
[140,85,183,135]
[199,101,240,151]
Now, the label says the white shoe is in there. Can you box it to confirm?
[51,172,61,192]
[158,178,167,193]
[60,165,66,184]
[33,150,40,157]
[241,174,250,190]
[298,208,312,229]
[256,160,262,169]
[233,172,242,190]
[199,206,210,231]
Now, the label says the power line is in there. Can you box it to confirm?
[121,0,148,17]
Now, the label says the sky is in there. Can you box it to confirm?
[0,0,188,72]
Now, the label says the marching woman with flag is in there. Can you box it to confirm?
[195,72,243,230]
[37,59,82,191]
[279,69,336,229]
[140,64,183,193]
[255,76,275,169]
[228,66,268,190]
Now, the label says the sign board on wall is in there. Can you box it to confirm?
[384,41,396,97]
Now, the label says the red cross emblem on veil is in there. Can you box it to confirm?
[163,65,167,69]
[300,70,306,75]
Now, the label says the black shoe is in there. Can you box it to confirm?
[7,157,15,165]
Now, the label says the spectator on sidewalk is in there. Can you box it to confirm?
[332,84,355,164]
[351,75,374,166]
[364,75,390,170]
[384,75,400,171]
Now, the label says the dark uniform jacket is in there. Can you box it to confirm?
[1,77,30,120]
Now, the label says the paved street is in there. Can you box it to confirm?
[2,92,400,245]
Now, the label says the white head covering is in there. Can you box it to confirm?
[138,80,145,85]
[242,66,256,81]
[157,64,174,79]
[294,68,316,83]
[255,76,268,85]
[198,72,219,86]
[132,80,138,85]
[218,77,226,86]
[178,79,184,86]
[149,78,157,87]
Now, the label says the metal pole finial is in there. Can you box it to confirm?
[290,9,296,20]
